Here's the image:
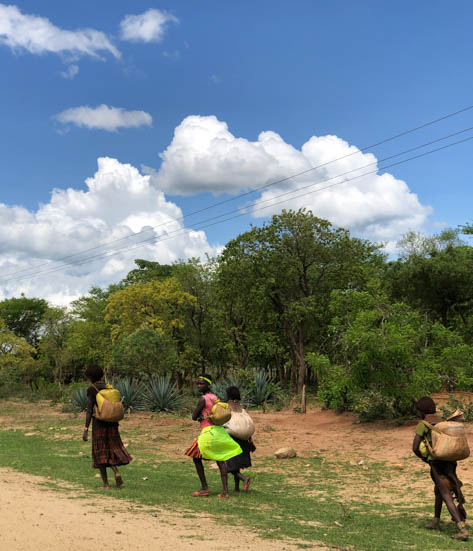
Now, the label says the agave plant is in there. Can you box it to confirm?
[144,375,181,412]
[112,377,146,413]
[248,370,278,407]
[211,376,252,407]
[71,387,89,412]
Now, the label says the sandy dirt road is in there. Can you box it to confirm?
[0,468,318,551]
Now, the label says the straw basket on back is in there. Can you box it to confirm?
[423,420,470,462]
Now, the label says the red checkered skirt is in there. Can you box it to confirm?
[91,420,132,468]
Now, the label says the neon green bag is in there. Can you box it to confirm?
[197,425,242,461]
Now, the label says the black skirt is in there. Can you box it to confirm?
[226,436,255,473]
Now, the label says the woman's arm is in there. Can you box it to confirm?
[192,396,206,421]
[412,434,426,461]
[83,388,95,441]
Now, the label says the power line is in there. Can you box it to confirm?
[2,129,472,285]
[3,102,473,279]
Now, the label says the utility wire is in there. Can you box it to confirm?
[2,129,473,285]
[3,103,473,279]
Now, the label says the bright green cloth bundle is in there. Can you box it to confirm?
[198,425,242,461]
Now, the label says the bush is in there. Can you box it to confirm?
[144,375,181,412]
[71,387,88,412]
[212,375,251,406]
[248,371,279,407]
[112,377,146,412]
[440,394,473,422]
[351,390,396,422]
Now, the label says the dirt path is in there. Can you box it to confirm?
[0,468,319,551]
[2,399,473,550]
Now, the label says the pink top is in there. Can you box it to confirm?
[200,392,217,428]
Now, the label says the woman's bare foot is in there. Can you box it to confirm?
[115,474,123,487]
[99,484,110,489]
[243,477,251,492]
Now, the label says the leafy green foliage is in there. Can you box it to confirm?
[351,390,396,422]
[3,213,473,422]
[0,296,48,345]
[70,387,88,412]
[144,376,181,412]
[211,375,250,405]
[248,371,280,407]
[315,289,453,418]
[439,394,473,422]
[112,328,177,377]
[112,377,146,412]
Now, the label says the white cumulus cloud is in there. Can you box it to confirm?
[148,115,432,247]
[0,157,218,304]
[0,4,120,59]
[120,9,178,43]
[55,104,153,132]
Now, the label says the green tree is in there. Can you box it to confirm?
[319,289,445,418]
[121,259,175,286]
[218,209,378,392]
[0,295,48,345]
[0,319,37,386]
[112,327,177,377]
[386,243,473,331]
[105,278,197,384]
[173,258,230,377]
[37,307,73,384]
[65,287,113,371]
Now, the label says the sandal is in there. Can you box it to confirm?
[192,489,210,497]
[217,493,229,498]
[243,477,251,492]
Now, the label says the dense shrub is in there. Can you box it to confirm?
[71,387,88,412]
[351,390,396,422]
[440,394,473,422]
[112,377,146,412]
[212,375,250,405]
[248,371,280,407]
[144,375,181,412]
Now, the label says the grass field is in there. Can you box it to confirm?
[0,400,470,550]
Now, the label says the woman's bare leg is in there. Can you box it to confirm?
[193,458,208,491]
[98,465,109,488]
[217,461,229,496]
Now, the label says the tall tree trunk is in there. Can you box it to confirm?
[275,352,284,387]
[296,322,306,394]
[285,321,306,394]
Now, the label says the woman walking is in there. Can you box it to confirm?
[82,365,132,488]
[412,396,468,541]
[185,374,241,498]
[225,386,255,493]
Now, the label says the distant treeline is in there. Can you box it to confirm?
[1,209,473,420]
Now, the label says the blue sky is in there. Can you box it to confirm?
[1,1,473,303]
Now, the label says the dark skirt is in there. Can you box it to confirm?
[226,437,254,473]
[91,418,132,468]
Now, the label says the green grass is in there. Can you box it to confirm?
[0,427,469,550]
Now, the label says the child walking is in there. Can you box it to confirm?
[185,374,241,498]
[225,386,255,492]
[412,396,468,541]
[82,365,132,488]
